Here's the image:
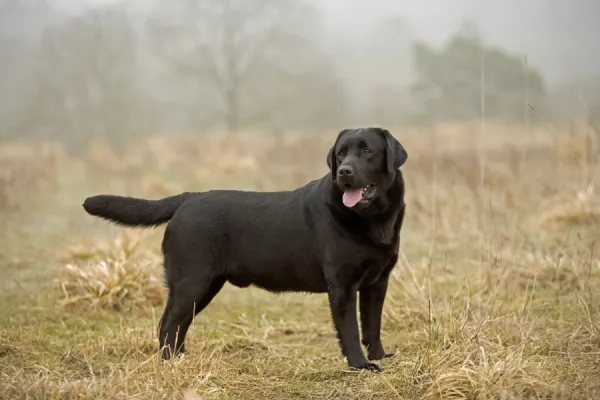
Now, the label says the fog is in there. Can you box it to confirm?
[317,0,600,82]
[1,0,599,151]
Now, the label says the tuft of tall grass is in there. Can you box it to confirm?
[56,229,165,311]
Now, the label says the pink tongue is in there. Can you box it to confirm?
[343,188,363,207]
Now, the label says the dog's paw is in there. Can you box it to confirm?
[160,346,186,362]
[349,362,383,373]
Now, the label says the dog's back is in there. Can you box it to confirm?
[163,180,330,293]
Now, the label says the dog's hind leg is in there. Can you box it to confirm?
[160,275,226,360]
[158,291,174,354]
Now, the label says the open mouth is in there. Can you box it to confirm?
[342,184,377,208]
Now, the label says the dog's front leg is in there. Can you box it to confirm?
[359,270,396,361]
[328,286,382,372]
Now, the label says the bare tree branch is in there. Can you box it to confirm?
[146,0,333,133]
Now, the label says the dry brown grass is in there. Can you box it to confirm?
[56,229,165,312]
[0,141,64,214]
[537,183,600,228]
[0,121,599,399]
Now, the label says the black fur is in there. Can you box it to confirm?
[83,193,197,228]
[82,127,408,372]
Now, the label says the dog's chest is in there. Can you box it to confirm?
[357,249,398,287]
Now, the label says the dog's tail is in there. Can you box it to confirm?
[82,192,197,228]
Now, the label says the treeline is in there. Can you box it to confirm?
[0,0,598,152]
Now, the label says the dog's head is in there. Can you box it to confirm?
[326,127,407,210]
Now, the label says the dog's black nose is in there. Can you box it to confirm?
[338,165,354,177]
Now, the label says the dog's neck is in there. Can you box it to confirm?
[325,171,405,246]
[361,172,405,245]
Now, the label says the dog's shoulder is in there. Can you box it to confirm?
[367,186,405,247]
[340,172,404,246]
[382,171,406,242]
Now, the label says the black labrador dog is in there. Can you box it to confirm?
[82,127,408,372]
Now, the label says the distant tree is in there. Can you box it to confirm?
[409,29,546,124]
[146,0,348,133]
[15,5,153,152]
[549,78,600,125]
[457,19,483,43]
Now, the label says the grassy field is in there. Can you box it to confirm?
[1,122,599,399]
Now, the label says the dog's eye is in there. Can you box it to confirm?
[337,150,344,157]
[363,148,372,154]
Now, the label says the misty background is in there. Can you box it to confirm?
[1,0,599,153]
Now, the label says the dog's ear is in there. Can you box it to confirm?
[327,129,350,180]
[378,128,407,174]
